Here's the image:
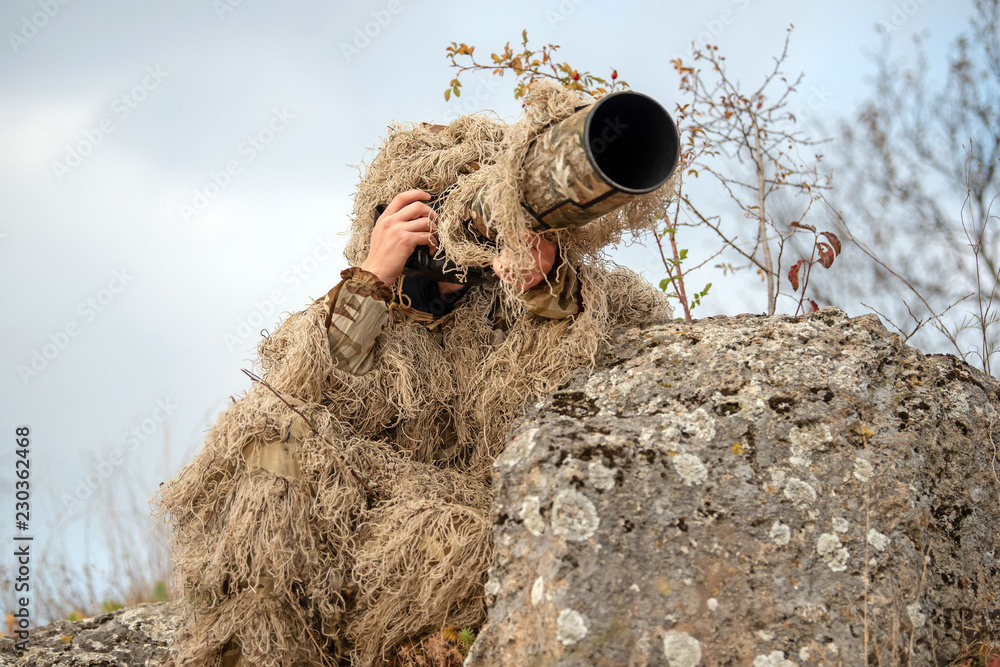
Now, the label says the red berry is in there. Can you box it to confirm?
[611,70,618,80]
[572,71,580,81]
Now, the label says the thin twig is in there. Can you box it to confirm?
[860,302,912,338]
[753,116,776,315]
[242,368,381,503]
[287,595,334,667]
[654,229,691,321]
[830,202,977,354]
[666,197,693,320]
[795,231,819,316]
[687,247,726,273]
[681,194,767,271]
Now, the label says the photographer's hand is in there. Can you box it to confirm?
[360,189,437,286]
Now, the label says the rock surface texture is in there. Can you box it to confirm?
[5,310,998,666]
[0,602,183,666]
[469,309,1000,666]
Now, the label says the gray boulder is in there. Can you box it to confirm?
[8,309,998,666]
[0,602,183,666]
[468,309,1000,666]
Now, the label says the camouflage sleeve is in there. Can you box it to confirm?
[322,267,392,375]
[518,252,581,320]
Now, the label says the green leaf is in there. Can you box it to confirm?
[444,89,451,101]
[659,278,670,292]
[679,248,689,261]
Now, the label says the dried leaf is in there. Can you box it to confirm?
[820,231,841,256]
[790,220,817,233]
[788,259,806,291]
[809,299,819,312]
[817,242,835,268]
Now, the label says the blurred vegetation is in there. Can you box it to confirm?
[0,433,174,629]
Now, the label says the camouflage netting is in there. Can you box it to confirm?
[345,79,676,287]
[154,80,676,666]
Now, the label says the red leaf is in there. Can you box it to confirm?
[809,299,819,312]
[820,231,841,256]
[817,242,835,269]
[788,259,806,291]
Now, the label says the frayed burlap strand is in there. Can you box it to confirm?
[347,480,492,665]
[156,80,675,667]
[346,79,678,292]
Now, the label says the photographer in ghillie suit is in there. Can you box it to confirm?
[155,80,676,666]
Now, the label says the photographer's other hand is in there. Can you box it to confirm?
[360,189,437,285]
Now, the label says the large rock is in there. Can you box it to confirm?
[10,310,998,666]
[0,602,183,666]
[469,308,1000,666]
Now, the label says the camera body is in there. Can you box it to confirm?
[373,201,497,286]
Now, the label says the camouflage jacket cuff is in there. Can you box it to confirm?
[340,267,393,302]
[321,268,392,376]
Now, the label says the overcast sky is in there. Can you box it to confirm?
[0,0,970,613]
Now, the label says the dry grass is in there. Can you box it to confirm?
[0,433,174,627]
[948,643,1000,667]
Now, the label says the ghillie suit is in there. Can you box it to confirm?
[155,80,676,666]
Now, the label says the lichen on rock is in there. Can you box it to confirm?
[468,309,1000,665]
